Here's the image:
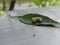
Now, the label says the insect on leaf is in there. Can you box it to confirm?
[10,14,60,27]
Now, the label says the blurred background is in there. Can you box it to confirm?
[0,0,60,11]
[0,0,33,11]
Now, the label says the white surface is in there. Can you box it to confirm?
[0,4,60,45]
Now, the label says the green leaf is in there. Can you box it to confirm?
[52,2,56,6]
[0,7,2,11]
[33,0,42,6]
[33,0,40,6]
[42,2,46,7]
[48,0,53,3]
[48,0,53,5]
[10,14,60,27]
[56,0,60,2]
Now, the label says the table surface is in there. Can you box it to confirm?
[0,6,60,45]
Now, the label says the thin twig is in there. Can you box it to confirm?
[3,0,5,11]
[9,0,16,11]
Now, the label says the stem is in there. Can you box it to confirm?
[3,0,5,11]
[9,0,16,11]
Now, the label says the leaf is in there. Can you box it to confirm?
[33,0,42,6]
[42,2,46,7]
[10,14,60,27]
[33,0,40,6]
[48,0,53,5]
[52,2,56,6]
[0,7,2,11]
[48,0,53,3]
[56,0,60,2]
